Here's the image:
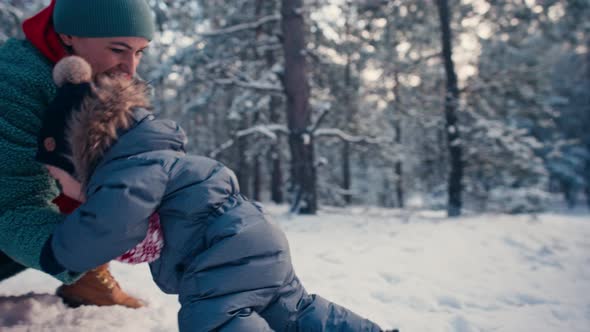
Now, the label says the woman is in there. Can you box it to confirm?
[0,0,155,308]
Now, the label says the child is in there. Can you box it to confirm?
[38,56,392,332]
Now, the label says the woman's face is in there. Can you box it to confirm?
[59,35,150,79]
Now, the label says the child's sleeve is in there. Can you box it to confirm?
[40,158,168,274]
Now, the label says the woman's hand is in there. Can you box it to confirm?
[46,165,85,202]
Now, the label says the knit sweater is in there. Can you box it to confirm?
[0,38,80,283]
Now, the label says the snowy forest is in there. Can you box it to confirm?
[1,1,590,331]
[1,0,589,217]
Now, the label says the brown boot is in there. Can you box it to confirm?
[56,263,144,309]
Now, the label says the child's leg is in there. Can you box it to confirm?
[260,275,383,332]
[293,293,383,331]
[178,294,274,332]
[217,310,274,331]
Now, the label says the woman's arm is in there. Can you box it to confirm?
[40,158,168,274]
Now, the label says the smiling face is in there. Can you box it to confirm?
[59,35,150,79]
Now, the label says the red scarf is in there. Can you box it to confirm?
[51,193,81,214]
[22,0,67,63]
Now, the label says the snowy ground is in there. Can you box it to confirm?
[1,205,589,332]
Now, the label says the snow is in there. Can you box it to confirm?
[1,206,589,332]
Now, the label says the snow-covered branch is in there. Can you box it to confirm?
[199,14,281,37]
[260,124,290,136]
[214,77,284,94]
[0,3,22,19]
[236,125,281,140]
[208,139,235,159]
[209,124,289,158]
[314,128,388,144]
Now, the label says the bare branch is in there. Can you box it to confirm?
[200,14,281,37]
[209,139,235,159]
[0,3,22,20]
[310,107,331,133]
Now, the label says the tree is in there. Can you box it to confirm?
[281,0,317,214]
[0,1,40,44]
[436,0,463,217]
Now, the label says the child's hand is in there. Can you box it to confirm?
[46,165,85,202]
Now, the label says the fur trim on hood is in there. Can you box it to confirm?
[54,56,151,187]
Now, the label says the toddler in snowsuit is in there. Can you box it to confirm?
[37,56,391,332]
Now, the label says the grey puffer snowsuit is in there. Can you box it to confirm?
[40,104,383,331]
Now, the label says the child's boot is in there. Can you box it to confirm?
[56,263,143,308]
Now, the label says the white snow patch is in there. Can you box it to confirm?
[1,205,589,332]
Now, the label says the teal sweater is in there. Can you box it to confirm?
[0,39,80,283]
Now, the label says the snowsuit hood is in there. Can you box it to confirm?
[44,56,185,187]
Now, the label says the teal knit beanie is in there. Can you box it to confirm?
[53,0,155,41]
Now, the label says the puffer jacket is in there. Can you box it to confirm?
[0,39,79,283]
[40,70,383,332]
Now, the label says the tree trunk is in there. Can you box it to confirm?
[250,0,264,202]
[281,0,317,214]
[262,0,284,204]
[561,180,576,209]
[269,95,284,204]
[584,35,590,209]
[384,13,404,208]
[342,141,351,204]
[270,145,284,203]
[586,37,590,209]
[253,156,261,201]
[393,71,404,208]
[251,114,261,201]
[437,0,464,217]
[236,116,251,199]
[341,2,353,205]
